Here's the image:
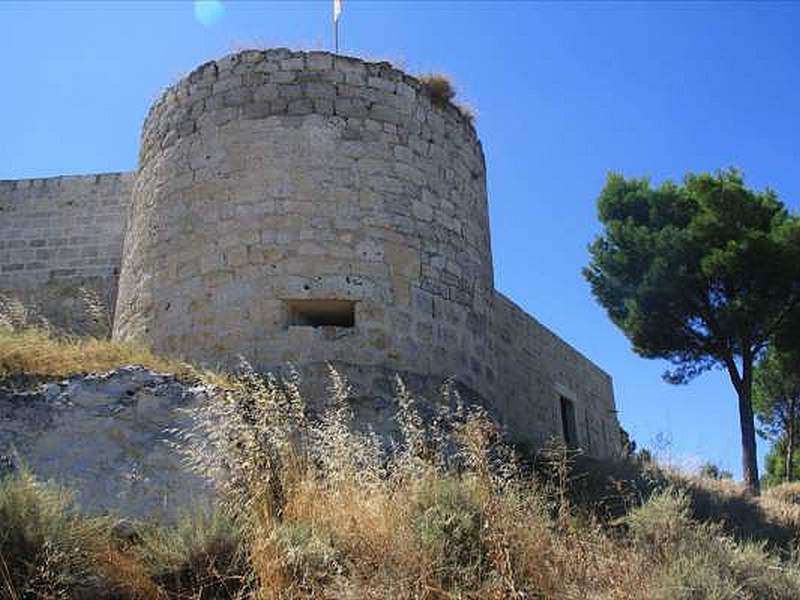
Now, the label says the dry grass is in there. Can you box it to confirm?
[0,325,233,390]
[761,482,800,532]
[3,322,800,598]
[419,73,476,123]
[764,481,800,505]
[169,365,800,598]
[420,73,456,108]
[0,293,229,386]
[0,468,116,599]
[0,326,188,380]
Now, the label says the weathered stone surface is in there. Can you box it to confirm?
[0,367,215,518]
[0,173,130,331]
[115,50,496,414]
[0,50,621,462]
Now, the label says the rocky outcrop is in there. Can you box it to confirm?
[0,366,215,519]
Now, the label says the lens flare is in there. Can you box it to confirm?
[194,0,225,26]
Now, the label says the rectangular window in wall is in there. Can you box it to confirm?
[284,299,356,328]
[559,396,578,447]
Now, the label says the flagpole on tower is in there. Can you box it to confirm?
[333,0,342,54]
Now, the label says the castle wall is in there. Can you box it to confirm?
[0,49,620,459]
[492,292,618,458]
[114,49,496,400]
[0,174,131,332]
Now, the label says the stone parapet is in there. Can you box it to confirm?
[0,172,132,331]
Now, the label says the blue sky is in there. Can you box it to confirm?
[2,1,800,478]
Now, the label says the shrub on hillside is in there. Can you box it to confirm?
[0,469,111,598]
[271,522,339,587]
[698,461,733,480]
[135,506,248,597]
[413,477,485,587]
[624,488,800,598]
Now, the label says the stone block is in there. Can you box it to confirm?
[281,57,305,71]
[272,70,297,84]
[306,52,333,70]
[279,84,303,99]
[288,99,313,115]
[334,97,368,118]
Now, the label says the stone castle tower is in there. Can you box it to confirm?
[0,49,619,457]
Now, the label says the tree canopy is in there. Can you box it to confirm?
[754,345,800,483]
[754,348,800,438]
[585,169,800,493]
[763,436,800,487]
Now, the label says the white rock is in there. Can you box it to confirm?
[0,367,216,520]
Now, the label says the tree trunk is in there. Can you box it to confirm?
[787,397,796,482]
[726,351,760,495]
[738,354,760,495]
[737,388,760,494]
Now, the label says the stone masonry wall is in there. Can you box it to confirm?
[0,174,132,331]
[0,49,620,460]
[492,292,618,458]
[114,49,496,401]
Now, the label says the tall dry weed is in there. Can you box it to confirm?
[78,286,113,338]
[5,350,800,598]
[0,293,48,333]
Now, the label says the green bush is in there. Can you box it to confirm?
[698,461,733,480]
[273,522,338,581]
[136,505,248,598]
[623,486,694,555]
[625,488,800,599]
[0,469,109,598]
[413,478,485,585]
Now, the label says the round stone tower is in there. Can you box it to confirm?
[114,49,494,398]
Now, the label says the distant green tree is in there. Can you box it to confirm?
[698,461,733,480]
[636,448,654,465]
[620,426,637,458]
[763,436,800,487]
[584,169,800,495]
[754,346,800,483]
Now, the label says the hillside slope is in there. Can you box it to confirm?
[2,325,800,598]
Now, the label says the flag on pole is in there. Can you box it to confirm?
[333,0,342,53]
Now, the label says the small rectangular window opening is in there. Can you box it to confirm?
[285,299,356,328]
[559,396,577,447]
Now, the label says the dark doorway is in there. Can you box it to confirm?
[560,396,577,447]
